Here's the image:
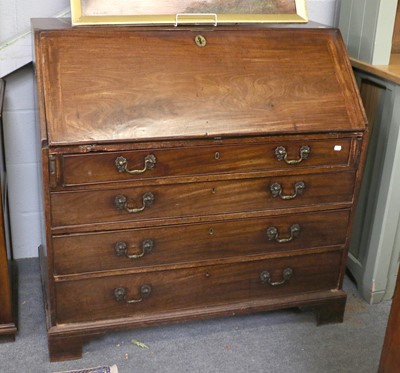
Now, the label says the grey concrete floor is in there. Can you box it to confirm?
[0,258,392,373]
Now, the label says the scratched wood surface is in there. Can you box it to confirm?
[35,27,366,145]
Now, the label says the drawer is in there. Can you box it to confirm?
[53,209,351,275]
[59,138,355,186]
[55,250,342,323]
[50,171,355,228]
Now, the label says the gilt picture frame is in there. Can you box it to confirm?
[70,0,308,26]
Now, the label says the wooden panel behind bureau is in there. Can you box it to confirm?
[55,250,342,324]
[0,79,17,341]
[50,172,356,228]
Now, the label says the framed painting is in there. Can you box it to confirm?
[70,0,308,26]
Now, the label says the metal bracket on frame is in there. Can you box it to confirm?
[174,13,218,27]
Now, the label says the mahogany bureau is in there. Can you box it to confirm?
[32,19,368,361]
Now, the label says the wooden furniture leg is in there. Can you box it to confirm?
[314,295,347,325]
[0,327,16,343]
[48,333,103,362]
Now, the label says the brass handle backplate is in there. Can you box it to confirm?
[114,192,154,213]
[275,145,310,164]
[267,224,301,243]
[114,285,152,304]
[270,181,305,200]
[114,239,154,259]
[115,154,156,175]
[260,268,293,286]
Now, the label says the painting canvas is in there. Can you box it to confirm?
[71,0,307,26]
[81,0,296,16]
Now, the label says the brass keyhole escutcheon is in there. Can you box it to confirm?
[195,35,207,47]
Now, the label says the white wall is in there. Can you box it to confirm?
[3,64,41,258]
[0,0,69,258]
[0,1,69,78]
[0,0,69,43]
[0,0,68,258]
[308,0,341,26]
[339,0,398,64]
[1,0,340,259]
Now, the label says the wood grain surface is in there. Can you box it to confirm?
[55,250,342,324]
[0,79,17,341]
[52,209,351,276]
[59,137,355,187]
[50,171,356,227]
[35,27,366,145]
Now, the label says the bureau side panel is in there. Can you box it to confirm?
[39,149,57,327]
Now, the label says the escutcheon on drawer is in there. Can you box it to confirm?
[55,250,342,324]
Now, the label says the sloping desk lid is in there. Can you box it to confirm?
[34,24,367,145]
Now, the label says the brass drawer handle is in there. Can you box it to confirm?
[260,268,293,286]
[114,192,154,213]
[275,145,310,165]
[114,239,154,259]
[114,285,152,304]
[267,224,301,243]
[270,181,305,200]
[115,154,156,175]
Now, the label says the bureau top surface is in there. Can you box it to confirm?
[33,20,367,145]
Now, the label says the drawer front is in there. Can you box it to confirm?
[53,209,351,275]
[50,171,355,227]
[60,138,354,186]
[55,250,342,323]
